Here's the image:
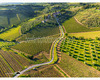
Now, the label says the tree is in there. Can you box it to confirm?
[65,33,68,36]
[60,9,65,12]
[79,37,84,40]
[96,37,100,40]
[11,39,16,42]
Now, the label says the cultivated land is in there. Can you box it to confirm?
[0,50,33,77]
[13,16,60,56]
[0,3,100,78]
[62,17,100,33]
[0,49,49,77]
[17,15,59,41]
[69,31,100,39]
[12,34,60,56]
[19,65,63,77]
[0,26,21,41]
[58,52,100,77]
[60,37,100,71]
[0,4,45,33]
[17,26,60,42]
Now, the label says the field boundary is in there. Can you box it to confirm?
[54,66,66,77]
[62,26,67,33]
[69,30,100,34]
[54,64,71,77]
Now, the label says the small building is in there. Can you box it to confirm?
[41,20,45,23]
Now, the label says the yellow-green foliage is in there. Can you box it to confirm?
[0,26,21,41]
[69,31,100,39]
[0,41,15,48]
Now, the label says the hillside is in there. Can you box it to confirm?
[0,4,45,32]
[75,8,100,27]
[62,17,100,33]
[1,2,100,78]
[58,53,100,77]
[12,34,59,56]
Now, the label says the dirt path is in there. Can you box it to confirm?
[74,17,84,26]
[54,66,66,77]
[62,26,67,33]
[55,64,71,78]
[56,38,71,77]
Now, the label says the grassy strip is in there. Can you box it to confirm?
[69,31,100,39]
[54,65,68,77]
[0,55,14,73]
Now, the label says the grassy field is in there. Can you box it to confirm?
[62,17,100,33]
[12,34,59,56]
[19,65,63,77]
[60,37,100,71]
[0,26,21,41]
[58,53,100,77]
[69,31,100,39]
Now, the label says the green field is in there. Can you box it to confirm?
[0,26,21,41]
[19,65,63,77]
[60,37,100,71]
[12,34,59,56]
[62,17,89,33]
[63,17,100,33]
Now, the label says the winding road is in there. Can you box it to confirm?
[14,15,64,77]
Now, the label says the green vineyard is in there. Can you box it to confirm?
[0,50,32,77]
[60,37,100,71]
